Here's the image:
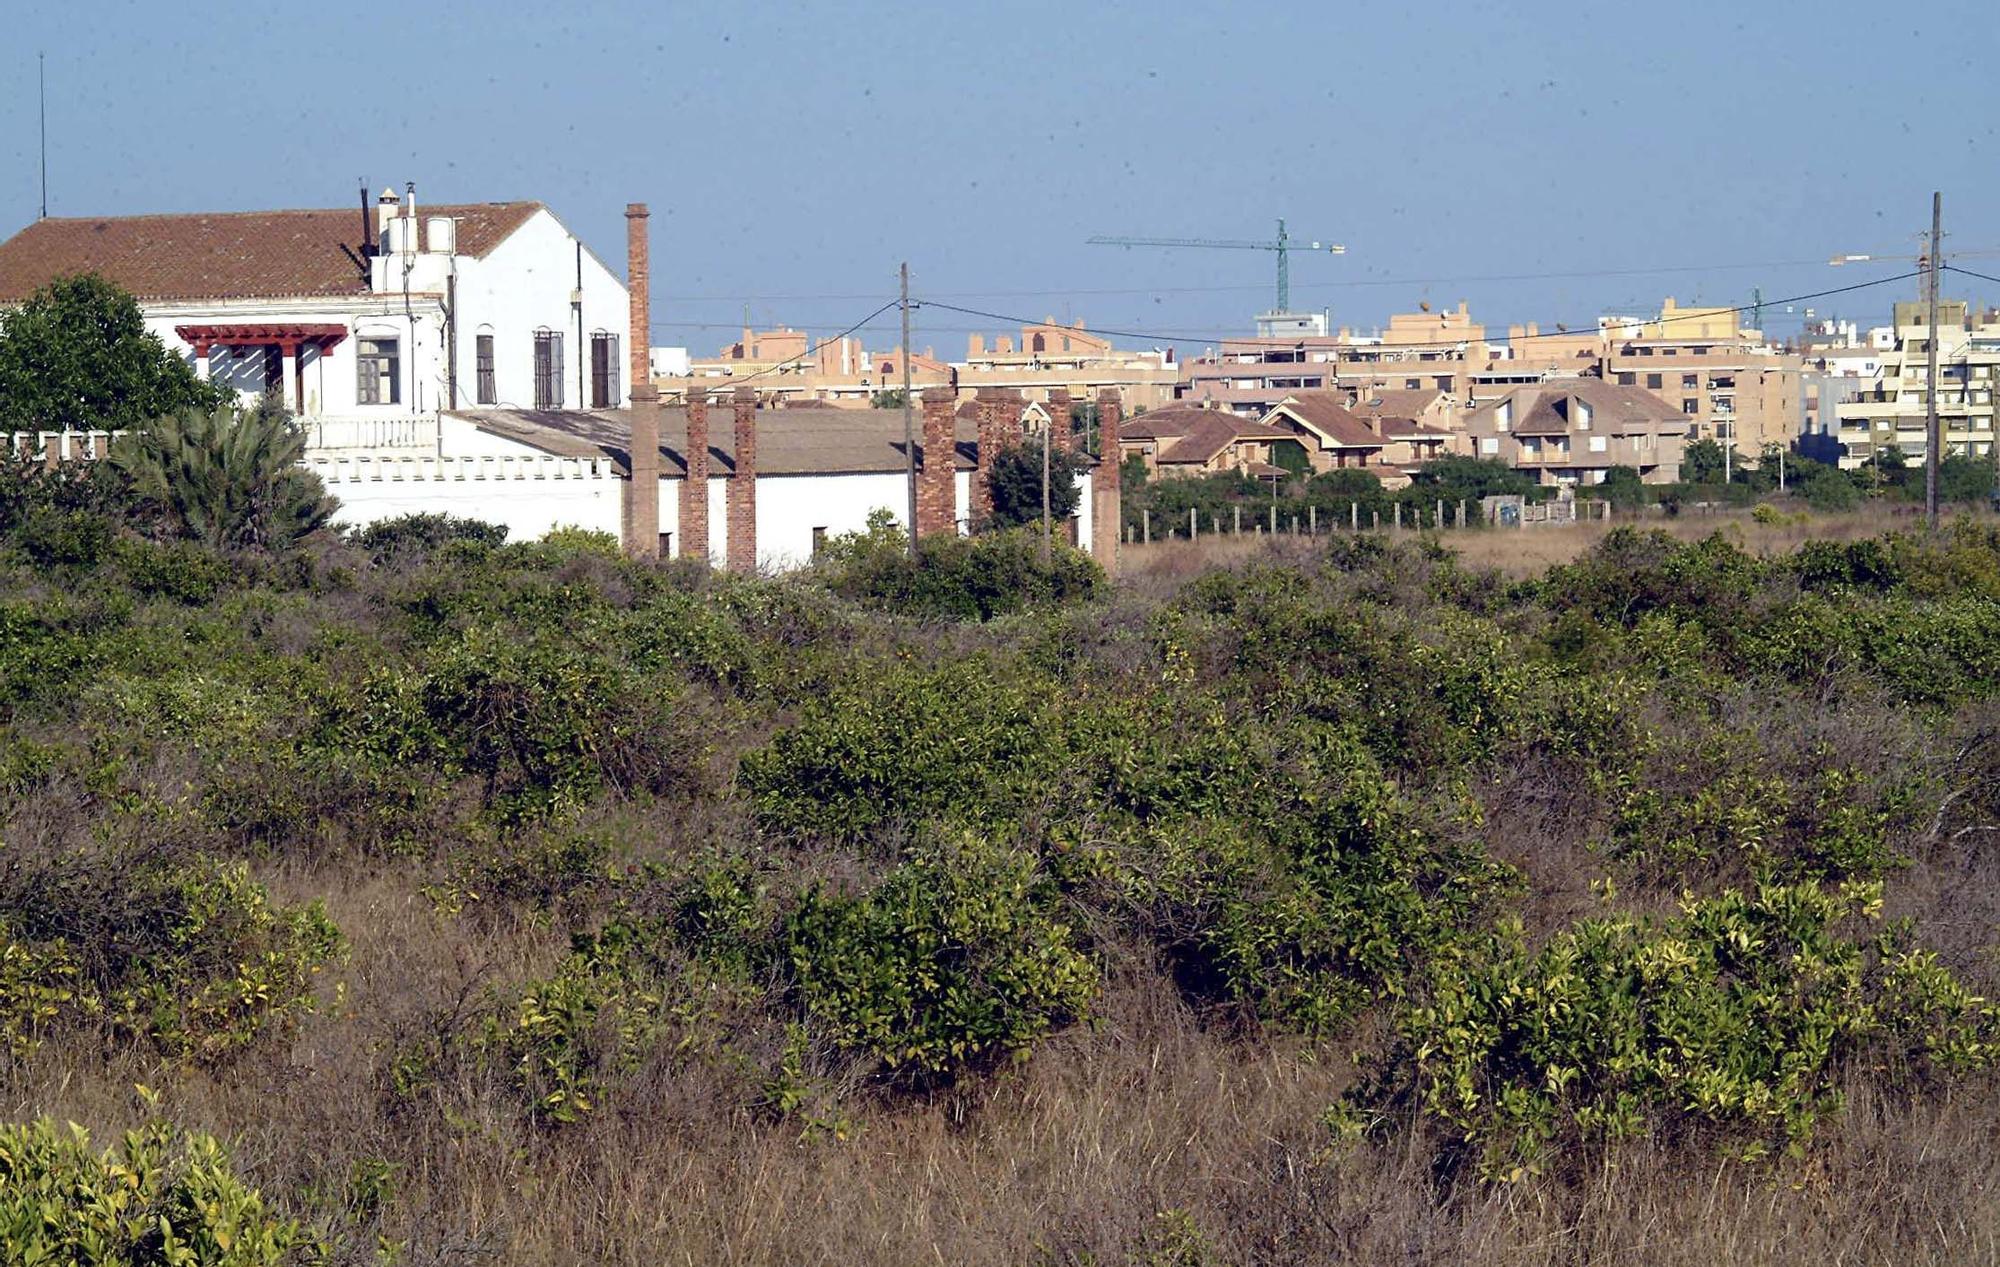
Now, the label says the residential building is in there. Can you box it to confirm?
[1116,403,1299,478]
[0,188,631,446]
[1460,381,1686,484]
[1831,300,2000,469]
[1599,297,1802,456]
[957,320,1180,411]
[1258,391,1451,488]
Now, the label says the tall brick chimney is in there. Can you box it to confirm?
[624,203,660,559]
[681,388,710,561]
[1047,387,1073,454]
[727,386,757,573]
[1093,388,1122,575]
[972,388,1004,524]
[917,387,958,538]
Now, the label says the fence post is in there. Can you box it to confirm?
[1309,504,1318,534]
[1142,509,1150,544]
[1372,509,1380,531]
[1270,503,1277,534]
[1394,502,1402,531]
[1350,501,1358,530]
[1189,507,1198,542]
[1459,498,1467,527]
[1234,505,1242,535]
[1436,499,1444,528]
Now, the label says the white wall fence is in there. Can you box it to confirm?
[6,431,122,463]
[307,454,625,541]
[305,454,615,485]
[304,416,439,454]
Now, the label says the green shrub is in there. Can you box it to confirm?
[0,1117,319,1265]
[0,852,343,1059]
[784,834,1096,1076]
[817,516,1104,621]
[350,511,508,562]
[1344,882,1998,1181]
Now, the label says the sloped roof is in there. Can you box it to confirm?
[0,202,543,303]
[446,404,1089,478]
[1115,402,1231,440]
[1352,386,1446,417]
[1266,391,1385,448]
[1155,413,1292,465]
[1488,379,1682,436]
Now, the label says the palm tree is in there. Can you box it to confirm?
[111,402,337,551]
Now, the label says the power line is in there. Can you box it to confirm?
[915,271,1922,352]
[1944,264,2000,289]
[722,299,902,382]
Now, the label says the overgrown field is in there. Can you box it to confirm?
[4,484,2000,1264]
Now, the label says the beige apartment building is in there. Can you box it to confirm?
[1459,380,1687,485]
[1600,299,1800,456]
[1833,301,2000,470]
[652,319,1175,412]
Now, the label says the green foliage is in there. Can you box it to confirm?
[0,1117,319,1265]
[815,515,1104,621]
[1683,438,1728,486]
[350,512,508,563]
[0,274,229,433]
[986,441,1090,529]
[869,388,908,409]
[1939,453,1997,503]
[111,404,335,552]
[784,834,1096,1075]
[1410,455,1537,501]
[0,853,343,1060]
[1350,882,1998,1181]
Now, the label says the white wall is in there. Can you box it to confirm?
[455,209,630,412]
[311,454,623,542]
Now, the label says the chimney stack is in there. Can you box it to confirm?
[727,386,757,573]
[1092,388,1122,575]
[973,388,1006,524]
[681,389,710,561]
[624,203,660,559]
[1047,387,1073,454]
[918,387,958,538]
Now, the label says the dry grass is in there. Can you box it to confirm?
[1122,505,1988,580]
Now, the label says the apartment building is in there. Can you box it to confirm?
[1598,299,1801,455]
[1832,300,2000,469]
[1460,380,1686,485]
[957,320,1181,411]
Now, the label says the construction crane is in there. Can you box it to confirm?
[1087,219,1345,313]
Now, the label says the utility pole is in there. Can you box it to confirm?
[1040,407,1052,563]
[1924,191,1943,531]
[900,262,917,556]
[38,53,48,219]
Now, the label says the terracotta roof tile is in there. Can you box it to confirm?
[0,202,542,304]
[1266,391,1386,448]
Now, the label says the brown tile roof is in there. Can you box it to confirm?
[1116,403,1235,440]
[446,404,1088,478]
[1490,380,1682,437]
[1350,386,1447,417]
[1266,391,1386,449]
[0,202,542,304]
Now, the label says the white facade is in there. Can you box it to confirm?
[140,201,629,436]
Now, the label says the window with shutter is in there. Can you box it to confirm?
[476,334,496,404]
[590,333,621,408]
[534,331,565,409]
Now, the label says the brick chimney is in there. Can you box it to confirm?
[681,388,710,561]
[1092,388,1122,575]
[973,388,1005,524]
[918,387,958,538]
[727,386,757,573]
[1047,387,1073,454]
[624,203,660,559]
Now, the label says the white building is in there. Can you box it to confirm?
[1831,300,2000,469]
[0,186,631,452]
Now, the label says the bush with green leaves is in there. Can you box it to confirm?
[0,273,229,433]
[0,851,342,1060]
[111,403,335,552]
[1342,882,1998,1181]
[350,511,508,563]
[815,515,1104,621]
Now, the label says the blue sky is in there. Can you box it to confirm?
[4,0,1996,353]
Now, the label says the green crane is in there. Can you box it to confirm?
[1087,219,1345,313]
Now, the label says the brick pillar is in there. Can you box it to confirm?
[973,388,1001,525]
[918,387,957,538]
[681,389,710,561]
[727,386,757,573]
[1092,388,1123,576]
[623,203,659,558]
[995,387,1025,448]
[1047,388,1073,455]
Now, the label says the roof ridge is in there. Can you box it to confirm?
[30,200,542,225]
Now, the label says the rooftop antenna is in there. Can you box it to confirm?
[38,52,48,219]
